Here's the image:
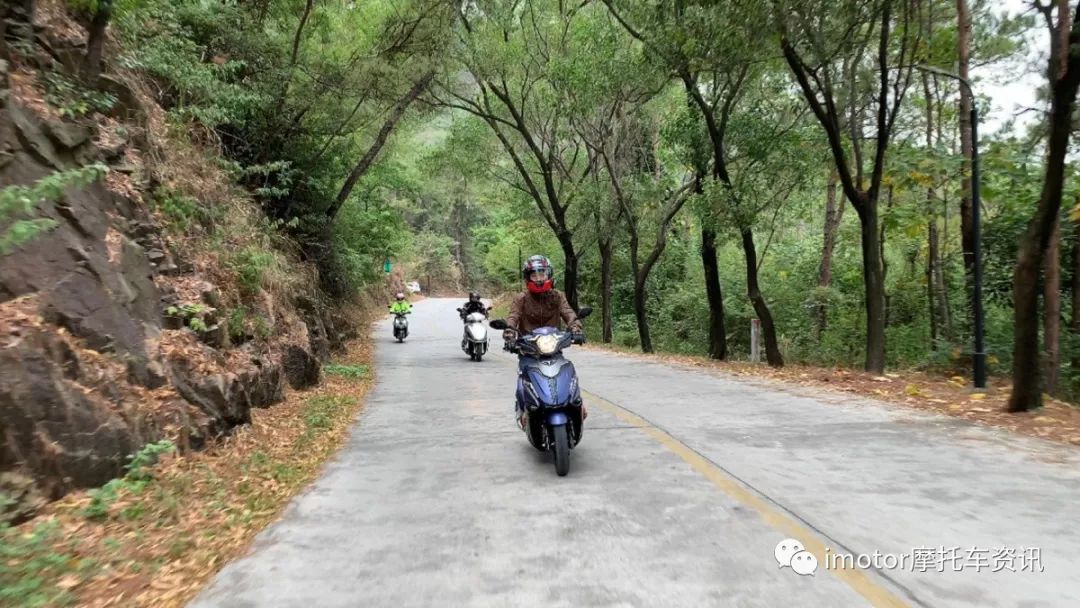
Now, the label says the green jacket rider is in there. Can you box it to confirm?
[388,292,412,315]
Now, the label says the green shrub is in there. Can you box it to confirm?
[41,71,117,118]
[82,440,175,520]
[323,364,367,379]
[228,247,276,294]
[1,165,107,254]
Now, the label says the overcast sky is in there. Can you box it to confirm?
[976,0,1047,135]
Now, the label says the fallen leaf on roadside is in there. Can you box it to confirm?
[57,575,81,590]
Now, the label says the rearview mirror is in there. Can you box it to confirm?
[489,319,508,330]
[577,306,593,320]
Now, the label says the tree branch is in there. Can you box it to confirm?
[327,71,434,221]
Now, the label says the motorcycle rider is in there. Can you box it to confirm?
[504,255,585,428]
[459,291,489,319]
[388,292,412,315]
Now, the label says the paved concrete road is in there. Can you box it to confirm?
[191,298,1080,608]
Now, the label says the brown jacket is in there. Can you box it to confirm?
[506,289,581,334]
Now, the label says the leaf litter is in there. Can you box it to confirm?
[584,344,1080,447]
[1,338,374,608]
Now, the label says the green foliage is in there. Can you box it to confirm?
[299,395,354,445]
[227,307,249,342]
[224,306,272,342]
[166,302,214,333]
[152,187,208,232]
[66,0,1068,393]
[42,72,117,118]
[252,314,272,340]
[1,165,107,254]
[328,203,412,295]
[126,441,175,481]
[82,441,175,520]
[228,247,277,294]
[322,363,367,379]
[107,0,453,297]
[0,520,85,607]
[115,1,269,128]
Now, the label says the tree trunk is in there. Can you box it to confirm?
[1008,0,1080,412]
[742,227,784,366]
[82,0,112,84]
[957,0,975,282]
[932,218,951,333]
[599,237,614,343]
[678,73,736,361]
[312,93,370,164]
[290,0,315,68]
[880,186,893,329]
[633,274,652,353]
[859,204,888,374]
[624,221,651,353]
[924,64,938,346]
[451,197,470,285]
[928,221,937,349]
[923,69,951,345]
[270,0,315,124]
[560,235,580,312]
[1071,217,1080,375]
[1011,247,1045,409]
[702,226,727,360]
[1044,218,1062,393]
[816,170,842,341]
[780,8,902,375]
[327,71,433,221]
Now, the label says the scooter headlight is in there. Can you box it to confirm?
[535,334,559,355]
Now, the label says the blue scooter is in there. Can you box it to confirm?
[490,307,591,476]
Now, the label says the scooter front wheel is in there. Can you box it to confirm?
[552,424,570,476]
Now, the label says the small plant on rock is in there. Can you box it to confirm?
[82,440,175,521]
[1,165,107,254]
[165,302,214,333]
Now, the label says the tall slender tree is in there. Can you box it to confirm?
[1009,0,1080,411]
[778,0,921,373]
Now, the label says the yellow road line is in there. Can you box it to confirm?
[583,389,910,608]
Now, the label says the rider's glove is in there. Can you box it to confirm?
[572,331,585,345]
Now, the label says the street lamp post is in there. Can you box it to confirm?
[915,64,987,390]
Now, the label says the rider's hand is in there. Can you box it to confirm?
[572,331,585,345]
[503,329,515,341]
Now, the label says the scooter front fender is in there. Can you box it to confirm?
[547,412,568,426]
